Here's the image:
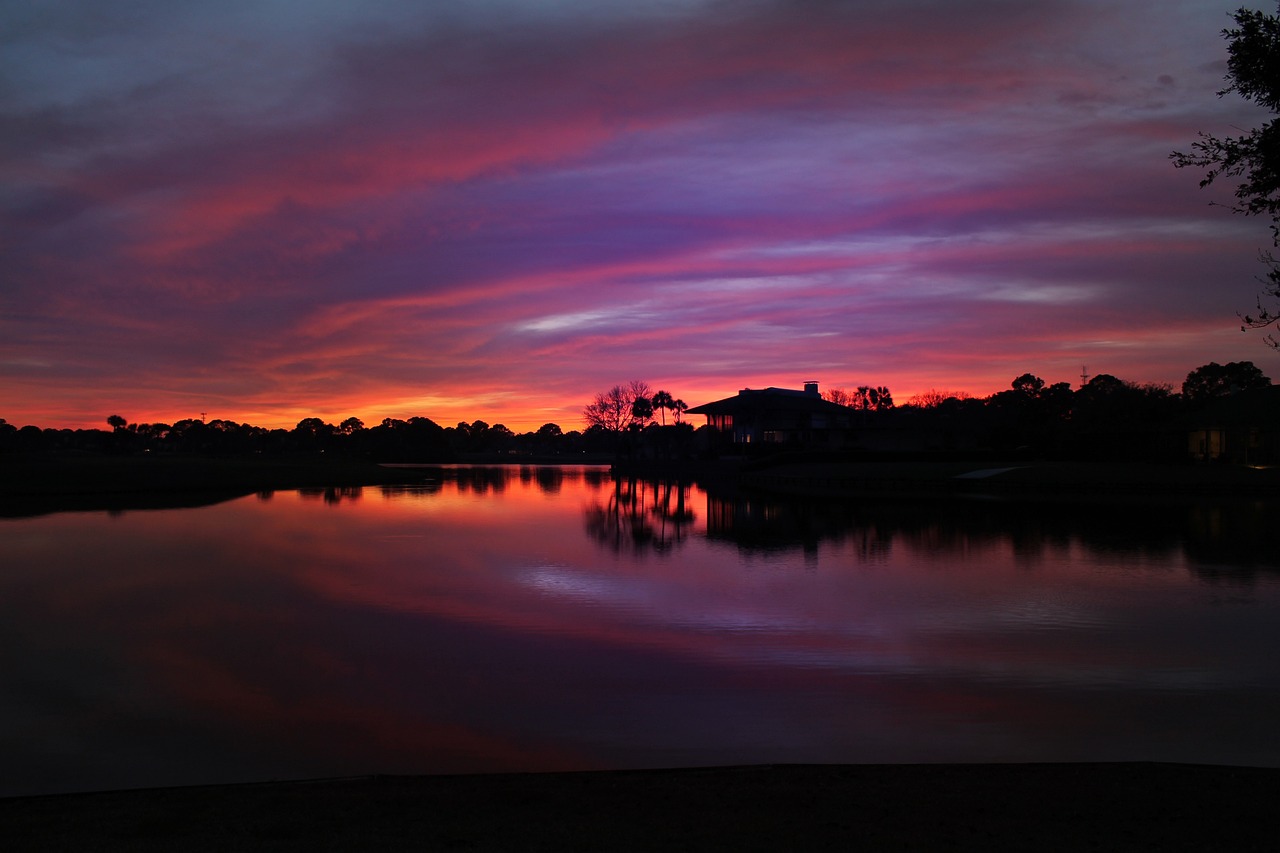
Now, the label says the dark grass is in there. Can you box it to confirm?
[0,453,423,495]
[7,453,1279,511]
[2,764,1277,852]
[740,459,1280,501]
[0,454,433,517]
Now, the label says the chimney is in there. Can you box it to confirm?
[804,381,819,396]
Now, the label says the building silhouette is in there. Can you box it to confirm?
[686,382,854,446]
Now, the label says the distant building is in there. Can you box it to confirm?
[685,381,854,446]
[1186,385,1280,464]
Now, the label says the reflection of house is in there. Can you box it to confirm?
[686,382,853,446]
[1187,386,1280,464]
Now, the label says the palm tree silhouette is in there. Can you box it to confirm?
[651,390,675,425]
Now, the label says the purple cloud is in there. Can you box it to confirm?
[1,0,1273,430]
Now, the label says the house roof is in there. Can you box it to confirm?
[686,387,852,416]
[1185,384,1280,428]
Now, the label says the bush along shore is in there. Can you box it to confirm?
[731,456,1280,501]
[8,449,1280,518]
[0,453,444,517]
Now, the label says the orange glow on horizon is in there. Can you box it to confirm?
[4,377,1041,434]
[3,2,1271,438]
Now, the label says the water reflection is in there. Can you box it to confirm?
[380,464,611,498]
[3,465,1280,799]
[298,485,364,504]
[559,472,1280,586]
[690,482,1280,583]
[584,477,697,554]
[1185,501,1278,581]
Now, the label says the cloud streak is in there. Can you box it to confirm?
[2,0,1274,430]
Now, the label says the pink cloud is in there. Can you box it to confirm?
[2,0,1274,430]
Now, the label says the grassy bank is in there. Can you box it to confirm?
[6,453,1279,517]
[737,458,1280,500]
[2,763,1275,851]
[0,453,434,517]
[1,453,432,494]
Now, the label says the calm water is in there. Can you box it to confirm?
[3,464,1280,796]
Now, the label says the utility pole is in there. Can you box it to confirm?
[1079,366,1090,388]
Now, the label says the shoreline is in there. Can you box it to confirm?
[4,453,1280,518]
[736,458,1280,501]
[0,454,440,517]
[3,763,1275,851]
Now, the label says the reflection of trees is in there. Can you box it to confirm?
[584,477,696,555]
[704,484,1280,583]
[379,482,443,498]
[380,465,611,499]
[1184,502,1280,583]
[518,465,570,494]
[705,492,889,560]
[452,466,509,495]
[580,467,612,490]
[298,485,363,504]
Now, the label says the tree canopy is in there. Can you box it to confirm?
[583,380,654,433]
[1172,4,1280,343]
[1182,360,1272,403]
[823,386,894,410]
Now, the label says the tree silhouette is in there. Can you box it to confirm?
[1080,374,1126,397]
[651,390,675,425]
[823,388,855,407]
[1010,373,1046,397]
[1182,360,1272,403]
[1172,4,1280,343]
[584,386,631,432]
[583,380,653,432]
[826,386,893,410]
[852,385,894,411]
[106,414,127,431]
[908,388,975,408]
[630,395,654,429]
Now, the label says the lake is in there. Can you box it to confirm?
[3,464,1280,797]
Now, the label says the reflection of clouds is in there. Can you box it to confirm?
[511,556,1226,693]
[992,598,1107,631]
[949,658,1236,692]
[519,562,816,638]
[517,560,997,679]
[7,466,1280,794]
[522,563,634,604]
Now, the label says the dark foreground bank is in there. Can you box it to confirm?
[3,764,1276,852]
[0,454,437,517]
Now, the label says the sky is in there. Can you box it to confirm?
[2,0,1277,433]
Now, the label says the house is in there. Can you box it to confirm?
[1186,385,1280,464]
[685,381,854,446]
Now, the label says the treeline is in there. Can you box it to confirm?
[862,362,1274,460]
[2,360,1273,464]
[0,416,616,462]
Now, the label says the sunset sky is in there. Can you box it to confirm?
[3,0,1277,432]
